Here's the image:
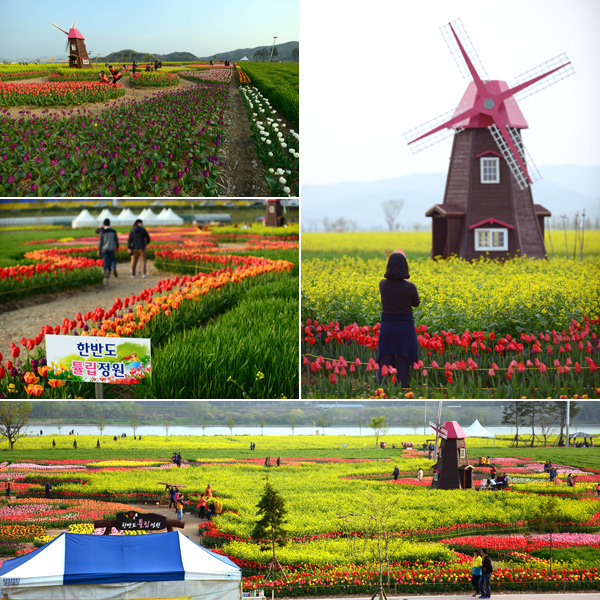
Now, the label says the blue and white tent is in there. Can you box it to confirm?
[0,531,241,600]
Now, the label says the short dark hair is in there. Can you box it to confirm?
[103,218,110,226]
[134,219,142,226]
[482,548,488,554]
[384,252,410,280]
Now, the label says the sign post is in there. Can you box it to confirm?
[45,334,151,386]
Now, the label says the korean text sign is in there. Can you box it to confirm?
[45,334,151,384]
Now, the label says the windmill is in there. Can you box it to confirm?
[404,19,574,260]
[51,20,91,69]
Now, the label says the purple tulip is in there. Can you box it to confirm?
[173,185,182,195]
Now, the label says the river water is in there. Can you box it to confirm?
[25,425,600,437]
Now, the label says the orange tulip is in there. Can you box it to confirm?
[25,383,44,397]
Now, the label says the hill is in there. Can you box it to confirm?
[200,41,299,62]
[302,165,600,231]
[100,49,200,63]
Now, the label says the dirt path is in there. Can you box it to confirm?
[0,261,177,361]
[3,72,268,197]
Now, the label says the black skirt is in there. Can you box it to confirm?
[376,313,419,366]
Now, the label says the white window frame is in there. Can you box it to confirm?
[475,228,508,252]
[480,157,500,184]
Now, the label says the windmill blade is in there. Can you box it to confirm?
[512,53,575,103]
[488,124,540,189]
[72,19,77,28]
[51,22,68,35]
[65,40,70,53]
[440,19,489,81]
[404,102,473,154]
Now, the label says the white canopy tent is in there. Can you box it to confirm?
[157,208,184,226]
[139,208,160,225]
[0,531,241,600]
[96,209,116,226]
[115,208,139,226]
[71,209,97,229]
[463,419,496,444]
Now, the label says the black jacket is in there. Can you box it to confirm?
[482,555,493,574]
[128,225,150,250]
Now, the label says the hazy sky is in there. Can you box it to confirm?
[301,0,600,185]
[0,0,298,59]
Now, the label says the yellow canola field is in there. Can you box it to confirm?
[301,255,600,331]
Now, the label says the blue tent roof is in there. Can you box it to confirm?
[0,532,241,588]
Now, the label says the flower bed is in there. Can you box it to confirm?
[0,81,125,107]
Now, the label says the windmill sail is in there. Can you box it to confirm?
[512,53,575,102]
[404,108,466,153]
[440,19,489,81]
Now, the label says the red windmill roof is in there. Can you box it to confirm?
[453,80,528,130]
[442,421,468,439]
[68,28,85,40]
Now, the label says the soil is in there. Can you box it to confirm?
[0,260,176,361]
[3,72,269,197]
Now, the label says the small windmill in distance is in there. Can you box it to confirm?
[404,19,574,260]
[51,20,91,69]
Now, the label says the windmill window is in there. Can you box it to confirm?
[460,447,466,459]
[475,228,508,251]
[71,44,76,51]
[480,157,500,184]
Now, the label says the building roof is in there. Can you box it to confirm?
[441,420,468,439]
[469,218,514,230]
[425,204,465,217]
[533,204,551,216]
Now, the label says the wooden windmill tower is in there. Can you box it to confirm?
[404,19,574,260]
[430,420,474,490]
[51,20,91,69]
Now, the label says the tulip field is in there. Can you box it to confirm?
[0,61,299,197]
[0,225,299,398]
[1,438,599,594]
[301,231,600,399]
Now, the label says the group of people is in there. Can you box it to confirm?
[98,218,151,279]
[480,472,511,491]
[98,65,124,85]
[264,457,281,467]
[471,549,493,598]
[171,453,182,467]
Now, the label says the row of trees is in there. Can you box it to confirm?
[501,401,580,446]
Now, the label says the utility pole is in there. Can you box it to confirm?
[269,36,277,62]
[566,400,570,448]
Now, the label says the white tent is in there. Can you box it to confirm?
[0,531,241,600]
[71,209,97,229]
[239,56,249,61]
[115,208,139,226]
[463,419,495,444]
[157,208,184,226]
[139,208,159,225]
[96,209,116,226]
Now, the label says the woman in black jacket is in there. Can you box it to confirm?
[376,250,420,388]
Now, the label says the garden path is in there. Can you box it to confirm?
[4,72,269,197]
[0,261,176,361]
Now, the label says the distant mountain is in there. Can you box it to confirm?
[200,41,299,62]
[99,49,200,63]
[302,165,600,231]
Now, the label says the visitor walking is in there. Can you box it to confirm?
[416,468,423,481]
[128,219,150,278]
[376,250,420,388]
[393,465,400,481]
[471,550,482,597]
[98,218,119,278]
[276,456,281,467]
[44,482,52,499]
[5,480,10,498]
[479,548,493,598]
[169,486,177,508]
[176,492,185,521]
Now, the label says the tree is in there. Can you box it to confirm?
[251,480,288,581]
[501,402,527,447]
[97,415,105,436]
[291,47,299,62]
[522,401,540,446]
[317,414,327,435]
[537,402,556,446]
[550,401,580,444]
[164,419,170,437]
[201,417,207,435]
[369,416,389,448]
[381,200,404,231]
[55,402,63,435]
[260,415,265,436]
[358,415,363,436]
[227,415,235,435]
[289,414,296,435]
[0,402,31,450]
[131,413,139,437]
[530,496,560,573]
